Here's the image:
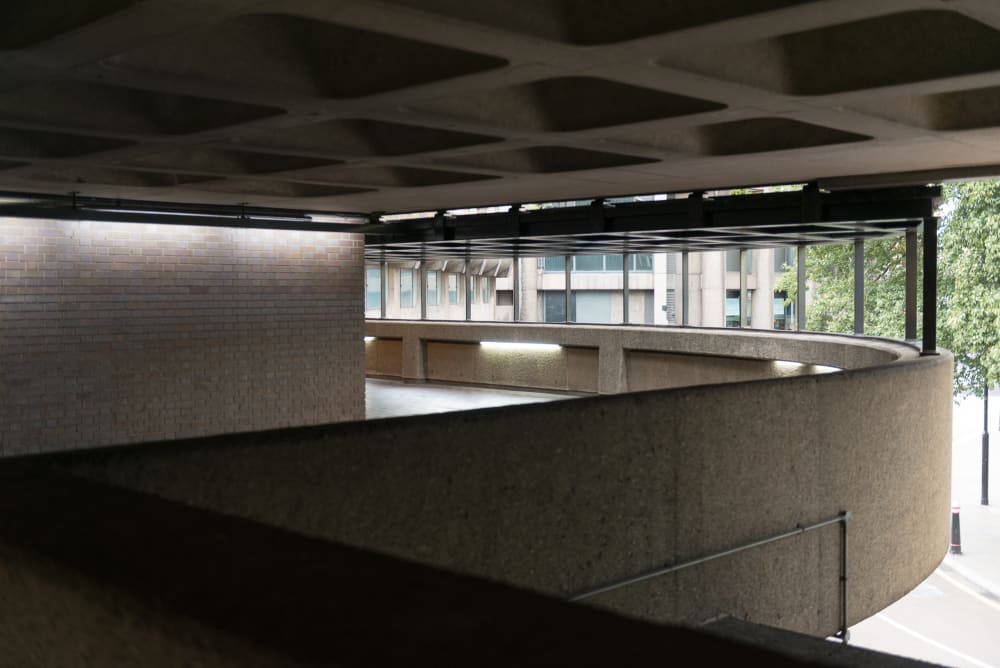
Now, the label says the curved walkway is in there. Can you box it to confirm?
[366,378,576,419]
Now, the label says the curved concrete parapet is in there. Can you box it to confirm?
[365,320,917,393]
[65,325,951,638]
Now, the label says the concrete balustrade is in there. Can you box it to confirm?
[365,320,912,393]
[44,324,950,640]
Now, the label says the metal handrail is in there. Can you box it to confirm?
[568,511,852,643]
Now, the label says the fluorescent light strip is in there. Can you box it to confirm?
[364,336,375,342]
[480,341,560,351]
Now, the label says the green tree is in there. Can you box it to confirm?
[774,237,918,338]
[939,181,1000,397]
[773,179,1000,399]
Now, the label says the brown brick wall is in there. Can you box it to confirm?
[0,219,365,455]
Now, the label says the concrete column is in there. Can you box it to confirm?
[419,264,427,321]
[905,229,918,341]
[797,244,807,331]
[701,251,724,327]
[682,250,690,326]
[512,256,520,322]
[739,248,748,328]
[854,239,865,335]
[752,249,772,330]
[564,255,571,323]
[380,260,388,320]
[622,253,630,324]
[653,252,668,325]
[401,336,426,382]
[465,261,472,322]
[597,342,626,394]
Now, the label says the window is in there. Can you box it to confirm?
[774,290,792,330]
[542,256,566,272]
[725,289,752,327]
[774,247,795,273]
[542,254,654,273]
[481,276,490,303]
[365,267,381,310]
[664,288,677,325]
[725,249,752,273]
[399,269,414,308]
[574,291,612,323]
[447,274,459,305]
[470,276,477,304]
[630,254,653,272]
[426,271,439,306]
[573,255,604,272]
[543,291,568,322]
[496,290,513,306]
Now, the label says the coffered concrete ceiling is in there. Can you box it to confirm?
[2,0,1000,214]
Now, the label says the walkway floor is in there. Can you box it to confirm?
[365,378,579,419]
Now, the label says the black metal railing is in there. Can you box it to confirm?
[568,511,852,643]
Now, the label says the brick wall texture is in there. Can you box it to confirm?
[0,219,365,456]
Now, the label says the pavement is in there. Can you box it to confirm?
[849,392,1000,668]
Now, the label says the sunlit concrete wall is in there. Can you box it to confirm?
[0,219,365,455]
[65,328,952,638]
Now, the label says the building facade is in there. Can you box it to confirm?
[366,247,798,330]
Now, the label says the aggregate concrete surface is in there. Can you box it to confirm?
[850,393,1000,668]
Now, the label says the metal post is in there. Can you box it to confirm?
[564,255,571,323]
[739,248,748,328]
[796,244,806,331]
[380,260,388,320]
[838,512,850,645]
[623,252,630,324]
[905,229,918,341]
[512,256,520,322]
[682,251,690,326]
[854,239,864,335]
[984,387,990,505]
[419,264,427,320]
[922,217,937,354]
[465,261,472,322]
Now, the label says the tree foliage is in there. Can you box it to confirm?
[773,179,1000,398]
[773,237,918,338]
[939,181,1000,397]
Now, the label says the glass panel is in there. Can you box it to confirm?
[774,247,795,273]
[543,256,566,272]
[726,250,741,272]
[574,291,612,323]
[481,276,490,303]
[604,254,623,272]
[470,275,477,304]
[447,274,459,304]
[724,250,752,273]
[573,255,604,272]
[543,291,566,322]
[399,270,414,308]
[631,254,653,272]
[426,271,439,306]
[365,267,381,310]
[725,289,740,327]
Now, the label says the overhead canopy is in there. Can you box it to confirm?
[0,1,996,214]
